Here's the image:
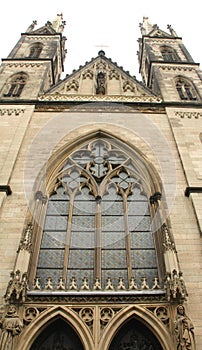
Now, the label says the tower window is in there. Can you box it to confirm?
[160,46,179,62]
[176,77,197,101]
[3,73,28,97]
[28,43,43,58]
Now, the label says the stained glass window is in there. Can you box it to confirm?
[35,139,159,289]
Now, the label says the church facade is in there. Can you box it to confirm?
[0,15,201,349]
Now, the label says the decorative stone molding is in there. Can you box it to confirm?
[159,65,195,72]
[30,275,163,293]
[175,111,202,119]
[65,80,79,92]
[108,69,120,80]
[0,109,25,116]
[26,36,60,41]
[18,223,33,253]
[7,63,43,68]
[23,307,39,324]
[82,69,94,79]
[38,93,162,103]
[4,270,28,303]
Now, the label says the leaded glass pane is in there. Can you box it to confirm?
[102,232,125,249]
[102,200,123,215]
[44,215,68,231]
[70,231,94,248]
[130,231,154,248]
[41,231,66,249]
[46,201,70,215]
[128,216,151,231]
[128,200,149,215]
[102,216,125,231]
[71,216,94,231]
[102,249,126,268]
[68,249,94,269]
[38,249,64,269]
[131,249,157,268]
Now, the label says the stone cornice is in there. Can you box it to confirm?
[0,108,25,116]
[175,111,202,119]
[38,94,162,103]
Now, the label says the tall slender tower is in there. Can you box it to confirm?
[138,17,201,103]
[0,14,66,99]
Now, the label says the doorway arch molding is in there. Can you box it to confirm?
[98,304,174,350]
[18,305,94,350]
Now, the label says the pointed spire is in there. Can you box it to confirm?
[50,13,66,33]
[139,17,153,35]
[26,20,37,33]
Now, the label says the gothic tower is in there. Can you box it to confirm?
[0,16,201,350]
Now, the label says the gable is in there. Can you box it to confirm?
[29,24,57,35]
[148,27,173,38]
[39,51,161,103]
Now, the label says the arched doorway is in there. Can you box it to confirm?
[30,318,84,350]
[109,318,163,350]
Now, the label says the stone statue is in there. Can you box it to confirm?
[0,305,23,350]
[175,304,195,350]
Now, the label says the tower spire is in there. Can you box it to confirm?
[139,17,153,35]
[50,13,66,33]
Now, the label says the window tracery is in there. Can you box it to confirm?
[28,43,43,58]
[3,73,28,97]
[175,77,197,101]
[33,138,159,290]
[160,45,179,62]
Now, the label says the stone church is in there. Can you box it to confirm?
[0,14,201,349]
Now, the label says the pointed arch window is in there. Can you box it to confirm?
[175,77,197,101]
[28,43,43,58]
[160,46,179,62]
[3,72,28,97]
[30,138,162,290]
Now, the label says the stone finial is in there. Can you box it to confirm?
[4,270,28,302]
[105,277,114,291]
[56,277,65,290]
[18,223,33,253]
[26,20,37,33]
[44,277,53,290]
[93,278,102,290]
[129,277,138,290]
[80,277,90,290]
[117,277,126,290]
[69,277,78,290]
[165,270,188,302]
[50,13,66,33]
[139,17,153,35]
[167,24,178,37]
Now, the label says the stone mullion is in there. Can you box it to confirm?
[62,190,76,283]
[122,191,133,283]
[94,198,102,282]
[29,195,48,285]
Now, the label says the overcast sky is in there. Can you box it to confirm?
[0,1,201,80]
